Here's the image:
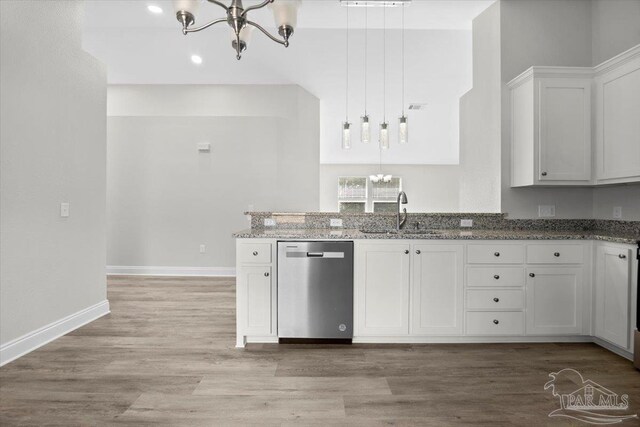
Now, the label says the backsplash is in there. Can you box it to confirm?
[246,212,640,237]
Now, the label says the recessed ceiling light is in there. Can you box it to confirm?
[147,4,163,14]
[191,55,203,65]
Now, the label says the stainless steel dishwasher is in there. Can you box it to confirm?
[277,241,354,341]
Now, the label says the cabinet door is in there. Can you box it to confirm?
[356,243,410,336]
[595,245,632,349]
[595,58,640,182]
[411,244,463,335]
[538,78,592,182]
[526,267,583,335]
[238,265,273,336]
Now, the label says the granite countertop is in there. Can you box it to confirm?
[233,228,640,245]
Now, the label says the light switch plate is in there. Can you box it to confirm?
[330,218,343,227]
[460,219,473,228]
[538,205,556,218]
[613,206,622,219]
[60,202,70,218]
[264,218,276,227]
[199,244,206,254]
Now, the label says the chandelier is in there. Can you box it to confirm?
[173,0,301,60]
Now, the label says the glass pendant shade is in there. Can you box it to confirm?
[399,115,408,144]
[342,122,352,150]
[270,0,301,29]
[379,122,389,150]
[173,0,200,15]
[360,115,370,143]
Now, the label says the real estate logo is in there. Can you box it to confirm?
[544,368,638,424]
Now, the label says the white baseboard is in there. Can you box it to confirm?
[0,300,110,367]
[106,266,236,277]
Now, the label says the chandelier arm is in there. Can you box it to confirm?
[241,0,274,17]
[184,18,228,33]
[246,20,286,46]
[206,0,230,11]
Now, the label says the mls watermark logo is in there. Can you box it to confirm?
[544,368,638,424]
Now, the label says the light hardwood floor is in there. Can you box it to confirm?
[1,276,639,426]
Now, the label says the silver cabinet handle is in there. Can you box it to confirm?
[494,252,500,257]
[253,251,258,256]
[264,272,269,277]
[493,319,499,325]
[541,171,548,176]
[529,273,535,278]
[494,275,500,280]
[404,250,410,254]
[554,252,560,257]
[493,297,500,303]
[619,254,627,259]
[416,250,421,255]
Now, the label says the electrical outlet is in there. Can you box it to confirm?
[60,202,70,218]
[264,218,276,227]
[199,244,206,254]
[197,142,211,152]
[460,219,473,228]
[538,205,556,218]
[330,218,343,227]
[613,206,622,219]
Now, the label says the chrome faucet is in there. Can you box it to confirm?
[396,191,408,231]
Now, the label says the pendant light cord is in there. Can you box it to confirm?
[382,5,386,122]
[364,4,368,115]
[346,5,349,122]
[402,4,405,117]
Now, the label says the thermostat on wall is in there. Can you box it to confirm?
[197,142,211,152]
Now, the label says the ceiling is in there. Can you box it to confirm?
[83,0,495,31]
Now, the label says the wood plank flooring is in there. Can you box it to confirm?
[1,276,639,425]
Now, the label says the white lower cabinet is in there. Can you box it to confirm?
[411,244,464,335]
[466,312,524,336]
[355,242,411,336]
[595,243,634,350]
[526,267,583,335]
[237,265,273,336]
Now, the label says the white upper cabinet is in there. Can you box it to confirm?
[509,68,593,187]
[594,47,640,184]
[509,44,640,187]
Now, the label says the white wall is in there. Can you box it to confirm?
[320,165,461,213]
[1,0,107,349]
[591,0,640,66]
[499,0,595,219]
[458,2,502,213]
[107,85,319,270]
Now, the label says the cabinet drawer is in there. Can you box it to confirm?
[467,267,524,287]
[238,243,272,264]
[467,244,524,264]
[527,244,584,264]
[466,290,524,310]
[466,312,524,336]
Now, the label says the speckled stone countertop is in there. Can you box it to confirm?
[233,228,639,245]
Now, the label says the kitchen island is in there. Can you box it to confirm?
[234,213,639,361]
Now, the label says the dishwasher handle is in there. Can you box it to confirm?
[307,252,325,257]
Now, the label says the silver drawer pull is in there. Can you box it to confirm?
[619,254,627,259]
[264,272,269,277]
[494,252,500,257]
[416,250,421,255]
[554,252,560,257]
[404,250,410,254]
[541,171,548,176]
[493,297,500,303]
[253,251,258,256]
[494,275,500,280]
[493,319,499,325]
[529,273,535,278]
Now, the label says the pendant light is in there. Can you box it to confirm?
[379,5,389,150]
[342,5,352,150]
[398,3,408,144]
[360,4,370,144]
